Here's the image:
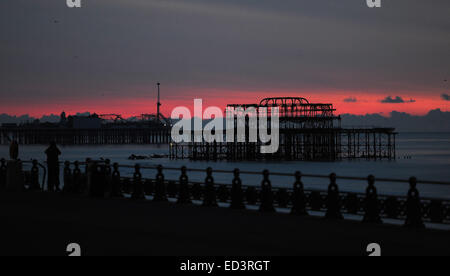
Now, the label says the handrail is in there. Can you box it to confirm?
[11,159,450,186]
[117,176,450,202]
[5,157,449,227]
[112,164,450,186]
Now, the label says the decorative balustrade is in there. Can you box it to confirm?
[2,158,450,228]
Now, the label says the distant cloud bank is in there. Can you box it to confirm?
[0,114,58,125]
[2,109,450,132]
[341,109,450,132]
[0,113,91,125]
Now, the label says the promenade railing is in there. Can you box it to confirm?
[2,158,449,229]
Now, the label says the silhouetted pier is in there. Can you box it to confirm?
[170,97,397,161]
[0,126,171,145]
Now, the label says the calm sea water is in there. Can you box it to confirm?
[1,132,450,199]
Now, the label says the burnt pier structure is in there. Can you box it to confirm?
[170,97,396,161]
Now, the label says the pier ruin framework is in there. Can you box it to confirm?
[170,97,396,161]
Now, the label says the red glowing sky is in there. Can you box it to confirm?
[2,88,448,118]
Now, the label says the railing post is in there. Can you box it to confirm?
[111,163,123,197]
[132,164,145,200]
[259,170,275,212]
[291,171,308,216]
[85,159,92,195]
[6,159,24,192]
[363,175,382,224]
[89,161,107,198]
[230,169,245,209]
[63,161,73,193]
[46,158,58,192]
[325,173,343,219]
[73,161,82,193]
[153,165,168,202]
[30,159,40,190]
[83,158,92,194]
[404,177,425,228]
[104,159,112,197]
[203,167,218,207]
[87,161,96,196]
[0,158,6,190]
[177,166,192,204]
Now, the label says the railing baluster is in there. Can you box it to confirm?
[259,170,275,212]
[363,175,382,224]
[178,166,192,204]
[104,159,112,197]
[230,169,245,210]
[132,164,145,200]
[203,167,218,207]
[74,161,85,194]
[325,173,343,219]
[0,158,6,190]
[291,171,308,216]
[404,177,425,228]
[63,161,73,193]
[111,163,123,197]
[83,158,91,193]
[29,160,40,191]
[153,165,168,202]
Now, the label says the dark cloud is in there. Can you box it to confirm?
[3,109,449,132]
[442,94,450,101]
[343,97,357,103]
[380,96,416,104]
[1,0,449,106]
[0,114,59,125]
[0,112,97,126]
[341,109,450,132]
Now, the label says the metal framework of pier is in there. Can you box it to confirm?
[170,97,397,161]
[0,125,171,145]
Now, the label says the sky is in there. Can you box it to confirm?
[1,0,450,117]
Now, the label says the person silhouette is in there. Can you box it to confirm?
[45,141,61,192]
[9,140,19,160]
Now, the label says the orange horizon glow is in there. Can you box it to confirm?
[1,90,449,118]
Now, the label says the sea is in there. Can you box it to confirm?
[1,132,450,200]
